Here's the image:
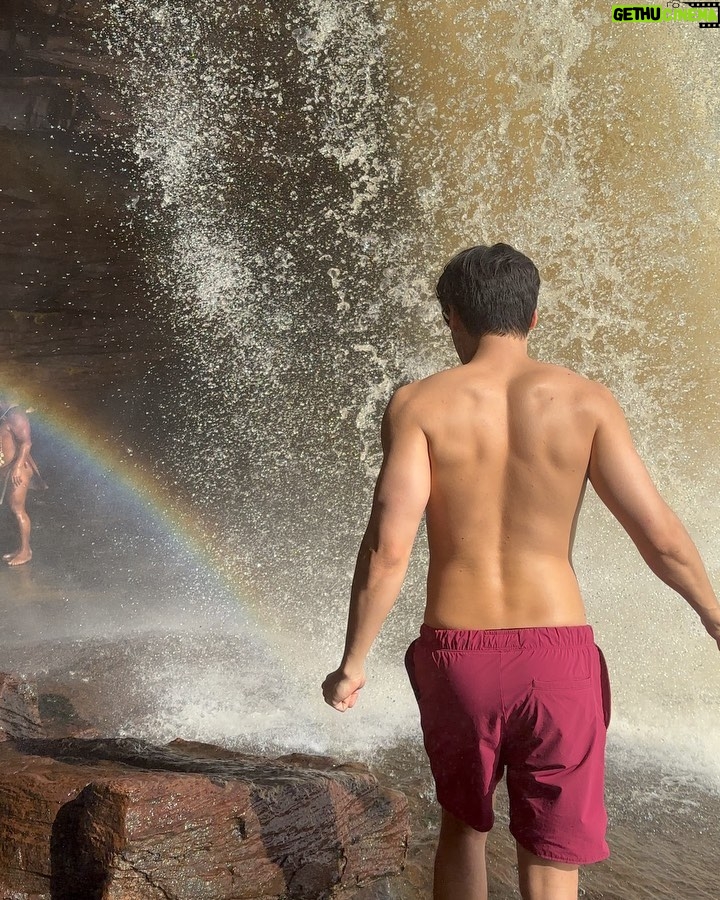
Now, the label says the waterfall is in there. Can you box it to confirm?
[103,1,720,782]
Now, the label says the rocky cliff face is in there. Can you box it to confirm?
[0,0,164,420]
[0,1,125,135]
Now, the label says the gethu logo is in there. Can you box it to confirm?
[612,3,720,26]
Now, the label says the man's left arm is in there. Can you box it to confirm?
[8,410,31,487]
[323,386,431,711]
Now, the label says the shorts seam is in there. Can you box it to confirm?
[439,802,494,834]
[499,651,508,718]
[511,830,609,866]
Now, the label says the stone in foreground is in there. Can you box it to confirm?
[0,737,409,900]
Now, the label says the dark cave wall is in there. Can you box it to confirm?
[0,0,164,412]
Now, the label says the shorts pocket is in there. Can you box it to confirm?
[596,644,612,728]
[532,674,593,691]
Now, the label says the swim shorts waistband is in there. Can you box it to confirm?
[418,623,595,651]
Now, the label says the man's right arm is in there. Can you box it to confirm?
[588,385,720,650]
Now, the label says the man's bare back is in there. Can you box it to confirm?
[401,350,593,630]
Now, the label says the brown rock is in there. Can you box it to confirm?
[0,737,409,900]
[0,740,98,898]
[0,672,43,741]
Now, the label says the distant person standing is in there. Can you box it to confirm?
[0,397,45,566]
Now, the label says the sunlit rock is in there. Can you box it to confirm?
[0,734,409,899]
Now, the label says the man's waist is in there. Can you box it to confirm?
[417,622,595,651]
[423,573,586,631]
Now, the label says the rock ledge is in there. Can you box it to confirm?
[0,675,410,900]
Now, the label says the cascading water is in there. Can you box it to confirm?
[89,0,720,792]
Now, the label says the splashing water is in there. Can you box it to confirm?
[96,1,720,784]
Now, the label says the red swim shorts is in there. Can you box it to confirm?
[405,624,611,865]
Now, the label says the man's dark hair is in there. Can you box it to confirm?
[435,243,540,337]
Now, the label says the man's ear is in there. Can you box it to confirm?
[529,309,538,331]
[448,306,463,331]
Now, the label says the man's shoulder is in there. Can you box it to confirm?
[399,364,465,392]
[532,361,614,401]
[383,371,454,429]
[387,368,457,408]
[387,365,620,423]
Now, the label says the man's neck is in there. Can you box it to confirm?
[457,333,530,366]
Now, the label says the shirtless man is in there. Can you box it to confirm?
[322,244,720,900]
[0,398,39,566]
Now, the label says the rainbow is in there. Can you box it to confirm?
[0,374,295,659]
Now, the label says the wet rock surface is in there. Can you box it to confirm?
[0,1,127,138]
[0,724,410,899]
[0,672,43,741]
[0,0,166,421]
